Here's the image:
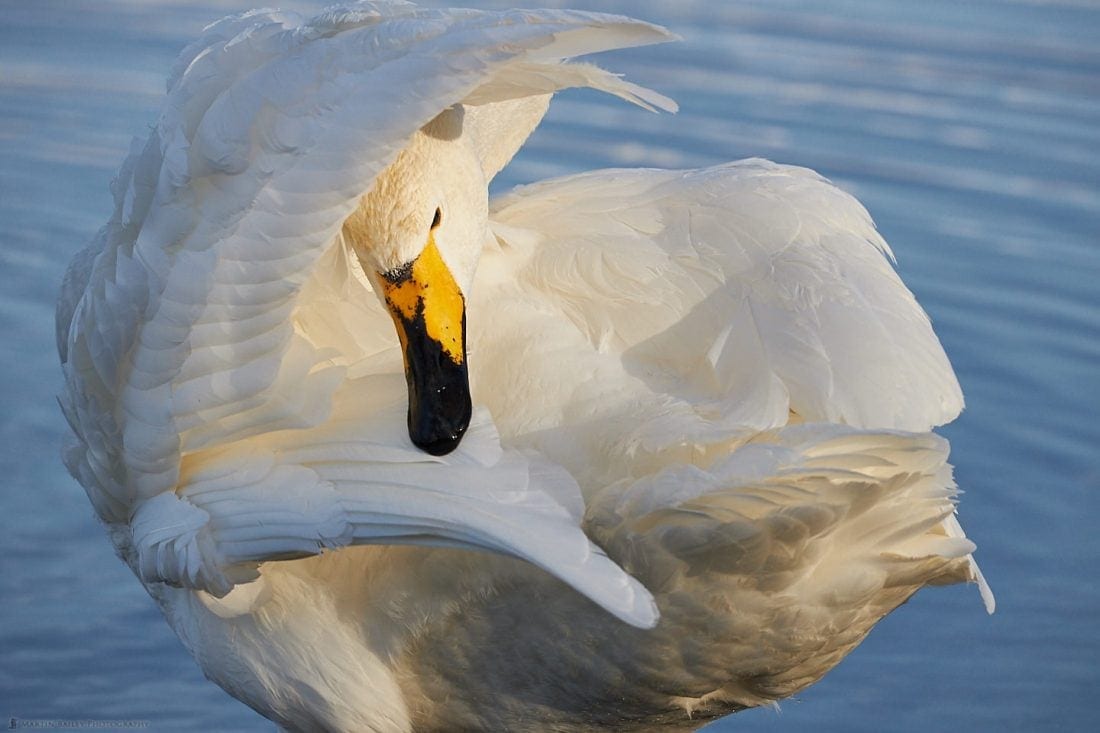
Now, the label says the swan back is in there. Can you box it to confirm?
[475,162,964,490]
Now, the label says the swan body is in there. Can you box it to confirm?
[57,3,992,731]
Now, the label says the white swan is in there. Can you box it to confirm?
[56,3,992,731]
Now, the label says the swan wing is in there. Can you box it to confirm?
[485,160,964,458]
[477,161,984,625]
[583,424,991,708]
[57,3,677,627]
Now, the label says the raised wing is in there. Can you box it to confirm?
[57,2,676,627]
[483,159,963,463]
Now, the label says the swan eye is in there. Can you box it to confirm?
[431,207,442,230]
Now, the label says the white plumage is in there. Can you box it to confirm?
[57,3,992,731]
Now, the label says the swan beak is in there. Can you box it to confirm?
[380,237,472,456]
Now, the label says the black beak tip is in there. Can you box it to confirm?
[411,425,467,456]
[408,394,471,456]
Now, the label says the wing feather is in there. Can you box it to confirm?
[581,423,990,704]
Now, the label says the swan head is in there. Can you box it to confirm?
[344,106,488,456]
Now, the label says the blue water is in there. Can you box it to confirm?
[2,1,1097,730]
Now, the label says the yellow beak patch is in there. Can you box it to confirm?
[380,236,465,365]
